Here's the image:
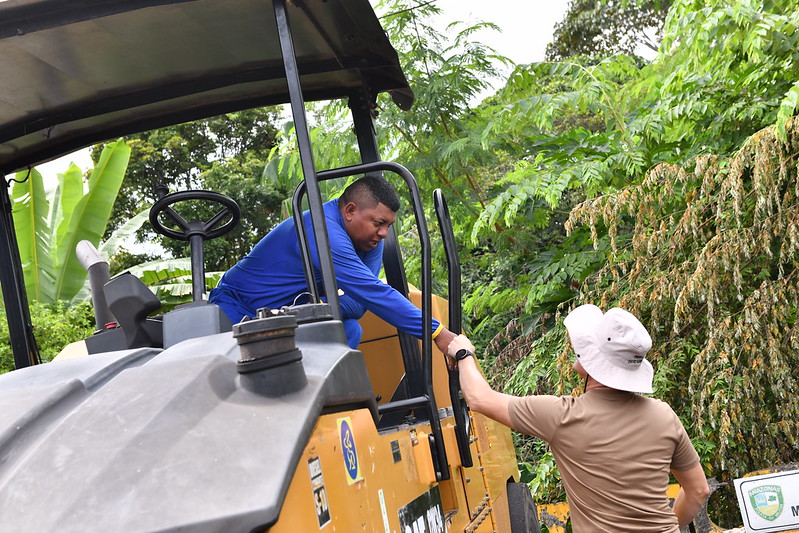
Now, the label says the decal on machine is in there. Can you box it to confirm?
[378,489,391,533]
[398,485,445,533]
[307,457,331,528]
[337,417,362,484]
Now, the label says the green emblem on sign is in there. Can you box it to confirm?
[748,484,784,521]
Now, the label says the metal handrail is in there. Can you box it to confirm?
[293,161,450,481]
[433,188,473,468]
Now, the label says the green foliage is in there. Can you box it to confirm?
[11,140,133,303]
[124,258,224,310]
[546,0,671,60]
[460,0,799,351]
[524,450,563,502]
[435,0,799,502]
[0,301,95,374]
[644,0,799,156]
[263,117,361,219]
[108,107,285,271]
[374,0,506,206]
[566,117,799,479]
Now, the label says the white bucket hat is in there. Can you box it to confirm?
[563,304,654,393]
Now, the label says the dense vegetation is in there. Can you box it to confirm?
[1,1,797,523]
[0,303,95,373]
[365,0,799,508]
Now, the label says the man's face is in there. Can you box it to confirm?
[342,201,397,252]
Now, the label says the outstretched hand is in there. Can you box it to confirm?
[446,334,475,370]
[433,327,454,351]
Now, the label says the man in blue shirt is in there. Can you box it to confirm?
[209,176,456,351]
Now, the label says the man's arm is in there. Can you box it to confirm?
[338,293,367,320]
[447,335,515,428]
[323,222,443,339]
[671,464,710,529]
[434,327,457,357]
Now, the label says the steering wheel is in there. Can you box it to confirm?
[149,190,240,241]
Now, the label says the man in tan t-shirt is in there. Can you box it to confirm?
[447,304,710,532]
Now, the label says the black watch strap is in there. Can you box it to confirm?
[455,348,473,361]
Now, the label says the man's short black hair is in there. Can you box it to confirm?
[338,175,400,212]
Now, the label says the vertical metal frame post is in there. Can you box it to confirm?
[0,179,40,368]
[296,161,449,481]
[348,93,425,399]
[273,0,340,318]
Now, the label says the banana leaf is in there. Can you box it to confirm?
[50,163,85,270]
[53,140,130,301]
[11,168,55,302]
[126,257,193,282]
[97,209,149,260]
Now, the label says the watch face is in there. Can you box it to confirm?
[456,349,472,360]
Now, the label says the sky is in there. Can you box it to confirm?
[34,0,572,179]
[431,0,570,66]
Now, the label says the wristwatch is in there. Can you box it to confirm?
[455,348,473,361]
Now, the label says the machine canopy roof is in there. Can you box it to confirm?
[0,0,413,172]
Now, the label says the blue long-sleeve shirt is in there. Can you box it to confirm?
[210,200,440,339]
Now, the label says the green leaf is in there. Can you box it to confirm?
[774,79,799,140]
[124,257,192,280]
[11,168,54,302]
[51,163,85,270]
[98,209,149,260]
[53,140,131,301]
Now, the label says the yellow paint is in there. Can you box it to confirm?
[52,339,88,361]
[270,406,519,532]
[358,288,453,409]
[269,288,521,532]
[537,502,570,533]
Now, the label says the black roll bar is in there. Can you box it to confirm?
[433,189,473,467]
[273,0,340,319]
[291,184,320,305]
[276,2,448,480]
[0,181,40,368]
[293,161,450,481]
[349,92,425,403]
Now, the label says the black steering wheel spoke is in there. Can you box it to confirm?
[205,206,234,233]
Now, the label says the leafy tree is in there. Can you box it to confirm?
[477,0,799,509]
[546,0,671,60]
[373,0,506,206]
[468,0,799,355]
[96,108,285,272]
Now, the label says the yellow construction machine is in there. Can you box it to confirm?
[0,1,537,531]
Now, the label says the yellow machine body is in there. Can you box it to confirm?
[269,290,520,532]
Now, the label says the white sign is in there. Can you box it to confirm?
[734,468,799,532]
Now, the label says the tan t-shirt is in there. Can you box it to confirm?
[509,389,699,533]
